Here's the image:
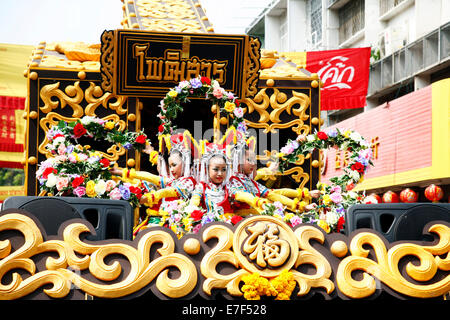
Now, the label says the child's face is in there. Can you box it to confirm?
[243,150,256,176]
[168,153,183,179]
[208,156,227,184]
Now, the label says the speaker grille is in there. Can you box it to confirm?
[394,204,450,241]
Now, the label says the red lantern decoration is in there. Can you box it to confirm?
[399,188,418,203]
[424,184,443,202]
[382,191,399,203]
[369,193,382,203]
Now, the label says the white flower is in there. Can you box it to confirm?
[349,170,360,182]
[306,134,316,142]
[349,131,362,142]
[80,116,95,125]
[326,210,340,226]
[53,136,65,145]
[46,173,57,188]
[94,179,107,195]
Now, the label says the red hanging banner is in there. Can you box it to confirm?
[306,47,371,111]
[0,96,25,168]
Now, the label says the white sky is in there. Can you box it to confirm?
[0,0,268,45]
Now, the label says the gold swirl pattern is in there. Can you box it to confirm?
[337,224,450,299]
[0,212,197,300]
[0,210,448,300]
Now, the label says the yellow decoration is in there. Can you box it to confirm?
[224,101,235,113]
[317,220,330,233]
[85,180,96,197]
[105,121,115,130]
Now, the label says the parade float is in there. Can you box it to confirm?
[0,0,448,301]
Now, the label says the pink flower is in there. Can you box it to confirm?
[56,177,69,191]
[330,192,343,204]
[192,224,202,233]
[73,186,86,197]
[57,144,66,155]
[213,87,223,99]
[109,187,122,200]
[280,145,294,155]
[233,107,244,118]
[290,215,302,227]
[105,180,116,192]
[68,154,77,163]
[330,185,342,194]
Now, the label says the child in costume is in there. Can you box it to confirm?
[227,130,318,214]
[188,132,270,222]
[111,131,198,236]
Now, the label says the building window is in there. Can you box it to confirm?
[339,0,365,44]
[310,0,322,45]
[380,0,407,16]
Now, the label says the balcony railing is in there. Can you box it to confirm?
[368,22,450,97]
[379,0,407,16]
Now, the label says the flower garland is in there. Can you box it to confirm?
[147,200,246,239]
[277,128,374,233]
[157,76,247,136]
[241,270,296,300]
[48,116,150,152]
[37,117,149,208]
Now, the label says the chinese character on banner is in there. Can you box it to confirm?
[306,47,371,111]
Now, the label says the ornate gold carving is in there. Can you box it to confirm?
[40,82,84,118]
[100,30,115,93]
[245,37,261,98]
[84,82,127,116]
[0,211,448,300]
[0,213,197,300]
[38,81,128,161]
[292,226,335,296]
[243,86,312,183]
[336,224,450,299]
[200,224,249,296]
[243,88,311,135]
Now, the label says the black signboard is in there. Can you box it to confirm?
[100,29,261,98]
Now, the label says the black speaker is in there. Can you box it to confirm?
[345,203,450,243]
[1,196,133,241]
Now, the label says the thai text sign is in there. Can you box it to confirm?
[100,30,260,98]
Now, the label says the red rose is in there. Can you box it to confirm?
[190,210,204,221]
[129,186,143,199]
[351,161,365,173]
[158,124,164,133]
[317,131,328,140]
[231,215,243,225]
[235,100,240,107]
[135,134,146,144]
[336,216,345,233]
[72,176,84,188]
[200,76,211,85]
[73,123,87,138]
[42,167,57,179]
[99,158,110,168]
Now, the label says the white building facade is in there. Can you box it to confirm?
[246,0,450,125]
